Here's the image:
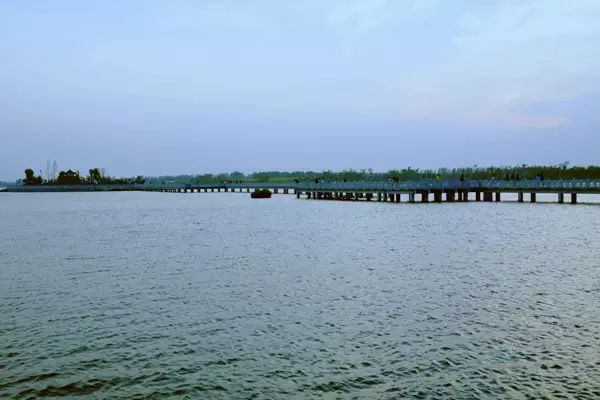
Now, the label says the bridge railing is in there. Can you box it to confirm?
[9,179,600,192]
[295,179,600,191]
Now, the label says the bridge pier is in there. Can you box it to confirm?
[518,192,524,202]
[531,193,536,203]
[421,192,429,203]
[475,191,481,201]
[571,193,577,204]
[433,191,442,203]
[483,192,493,202]
[558,193,564,203]
[409,193,415,203]
[495,192,501,202]
[395,193,401,202]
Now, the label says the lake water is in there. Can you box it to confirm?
[2,192,600,399]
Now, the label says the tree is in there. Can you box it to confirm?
[88,168,102,184]
[23,168,42,185]
[56,170,81,185]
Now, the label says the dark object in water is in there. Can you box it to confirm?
[251,189,272,199]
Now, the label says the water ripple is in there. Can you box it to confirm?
[1,193,600,398]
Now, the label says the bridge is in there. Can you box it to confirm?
[292,180,600,204]
[5,179,600,204]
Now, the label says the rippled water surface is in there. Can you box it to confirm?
[2,192,600,399]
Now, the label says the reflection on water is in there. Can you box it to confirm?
[1,192,600,398]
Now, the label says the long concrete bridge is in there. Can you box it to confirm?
[4,180,600,204]
[292,180,600,204]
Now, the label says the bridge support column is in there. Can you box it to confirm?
[495,192,501,202]
[409,193,415,203]
[273,188,279,194]
[571,193,577,204]
[445,191,455,202]
[377,193,382,202]
[475,191,481,201]
[421,192,429,203]
[366,193,372,201]
[296,192,300,198]
[395,193,401,203]
[518,192,524,202]
[531,193,536,203]
[433,191,442,203]
[558,193,564,203]
[483,192,493,202]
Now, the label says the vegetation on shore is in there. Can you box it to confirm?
[22,168,145,185]
[146,163,598,184]
[20,163,600,185]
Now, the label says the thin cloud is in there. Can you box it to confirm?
[392,0,600,127]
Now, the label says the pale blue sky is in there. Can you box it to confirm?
[1,0,600,179]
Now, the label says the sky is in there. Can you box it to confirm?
[1,0,600,180]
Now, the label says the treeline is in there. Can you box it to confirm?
[22,168,145,185]
[145,164,600,183]
[21,164,600,185]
